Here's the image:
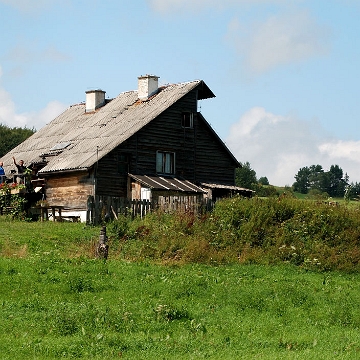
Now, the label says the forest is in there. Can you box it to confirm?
[236,161,360,200]
[0,124,35,158]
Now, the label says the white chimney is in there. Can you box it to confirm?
[138,75,159,100]
[85,89,106,112]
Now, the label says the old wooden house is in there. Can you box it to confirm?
[1,75,252,221]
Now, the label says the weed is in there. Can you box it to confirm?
[154,304,192,322]
[68,275,95,293]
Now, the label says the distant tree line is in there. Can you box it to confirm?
[0,124,35,158]
[235,162,279,197]
[293,164,360,199]
[236,161,360,200]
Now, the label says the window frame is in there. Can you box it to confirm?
[156,151,176,175]
[181,112,194,128]
[117,153,129,175]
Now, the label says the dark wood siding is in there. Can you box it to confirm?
[96,149,129,197]
[194,113,236,185]
[95,89,238,197]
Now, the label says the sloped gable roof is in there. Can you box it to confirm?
[1,80,217,174]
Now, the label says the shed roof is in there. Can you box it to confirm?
[1,80,218,175]
[130,174,205,193]
[200,182,255,196]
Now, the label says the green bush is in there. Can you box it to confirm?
[0,194,27,219]
[108,197,360,271]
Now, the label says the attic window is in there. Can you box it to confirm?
[182,112,193,128]
[50,142,71,151]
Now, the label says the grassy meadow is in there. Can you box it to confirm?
[1,196,360,359]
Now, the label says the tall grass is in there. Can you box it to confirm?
[2,197,360,271]
[108,197,360,272]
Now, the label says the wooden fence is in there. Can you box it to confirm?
[87,195,214,225]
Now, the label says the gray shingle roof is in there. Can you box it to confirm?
[1,80,215,175]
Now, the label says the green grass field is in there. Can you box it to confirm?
[2,196,360,359]
[2,257,360,359]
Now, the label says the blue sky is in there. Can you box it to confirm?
[1,0,359,186]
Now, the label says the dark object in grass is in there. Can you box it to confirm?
[96,226,109,260]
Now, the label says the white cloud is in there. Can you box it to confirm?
[226,107,360,186]
[0,65,67,129]
[148,0,289,14]
[227,9,331,74]
[5,44,70,64]
[0,86,28,128]
[24,101,68,130]
[229,106,286,136]
[0,87,67,130]
[319,141,360,162]
[319,141,360,181]
[0,0,61,12]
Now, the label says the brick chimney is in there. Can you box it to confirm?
[85,89,106,112]
[138,75,159,100]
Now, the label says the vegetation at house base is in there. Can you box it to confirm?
[0,193,27,219]
[109,197,360,272]
[0,123,35,157]
[2,196,360,271]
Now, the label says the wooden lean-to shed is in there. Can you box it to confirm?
[1,75,248,221]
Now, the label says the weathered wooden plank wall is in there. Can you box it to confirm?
[45,172,94,209]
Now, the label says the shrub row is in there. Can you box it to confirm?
[109,197,360,272]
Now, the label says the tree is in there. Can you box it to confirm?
[308,165,325,191]
[327,164,346,197]
[348,182,360,200]
[293,164,348,197]
[293,166,311,193]
[258,176,269,185]
[235,162,257,190]
[0,124,35,157]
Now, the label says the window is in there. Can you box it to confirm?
[49,142,71,151]
[182,112,193,128]
[156,151,175,174]
[117,154,129,175]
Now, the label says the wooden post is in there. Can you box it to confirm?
[96,226,109,260]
